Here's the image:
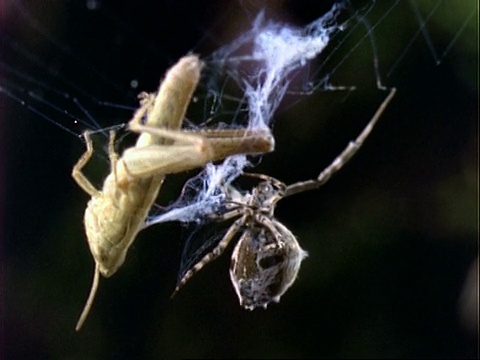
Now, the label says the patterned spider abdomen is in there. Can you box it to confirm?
[229,219,308,309]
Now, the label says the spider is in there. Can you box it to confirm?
[172,87,397,309]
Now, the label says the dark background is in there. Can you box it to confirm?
[1,0,477,358]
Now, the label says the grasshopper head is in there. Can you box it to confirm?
[89,241,128,278]
[83,198,132,278]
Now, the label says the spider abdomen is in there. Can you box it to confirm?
[229,220,308,310]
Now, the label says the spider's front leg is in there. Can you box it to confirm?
[285,87,397,197]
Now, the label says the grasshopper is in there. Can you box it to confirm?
[72,55,274,330]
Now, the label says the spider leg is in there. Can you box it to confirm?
[244,172,287,190]
[242,172,284,186]
[208,207,245,223]
[171,214,248,298]
[285,87,396,197]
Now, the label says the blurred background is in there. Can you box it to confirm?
[1,0,477,358]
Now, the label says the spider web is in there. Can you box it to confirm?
[145,2,344,229]
[1,0,476,316]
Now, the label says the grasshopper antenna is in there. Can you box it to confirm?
[75,263,100,331]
